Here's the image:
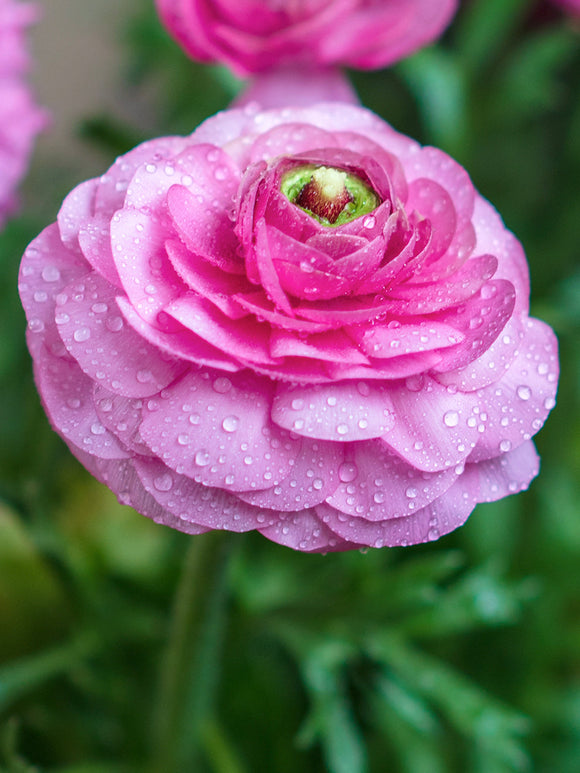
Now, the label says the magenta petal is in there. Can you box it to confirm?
[469,319,559,461]
[350,319,464,359]
[434,280,516,372]
[139,369,300,491]
[33,347,130,460]
[237,437,344,511]
[167,184,243,275]
[234,291,330,333]
[134,458,280,532]
[166,238,250,319]
[56,272,186,398]
[259,509,359,553]
[125,143,239,213]
[111,208,186,324]
[385,255,498,315]
[248,122,338,164]
[270,328,370,365]
[165,293,277,365]
[117,295,240,372]
[326,440,459,521]
[381,375,479,471]
[407,147,474,228]
[406,177,457,260]
[272,380,395,441]
[325,351,444,381]
[435,317,525,392]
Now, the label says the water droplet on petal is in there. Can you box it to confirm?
[194,450,211,467]
[338,462,358,482]
[516,385,531,401]
[443,410,459,428]
[222,415,240,433]
[154,473,173,491]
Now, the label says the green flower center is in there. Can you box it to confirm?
[281,164,380,227]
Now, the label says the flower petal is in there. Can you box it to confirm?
[272,380,395,441]
[139,369,300,491]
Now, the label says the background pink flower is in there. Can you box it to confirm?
[0,0,46,227]
[553,0,580,15]
[156,0,458,76]
[19,103,558,552]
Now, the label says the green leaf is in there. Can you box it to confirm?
[454,0,531,76]
[367,635,530,771]
[397,48,468,155]
[294,640,367,773]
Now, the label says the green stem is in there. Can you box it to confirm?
[150,531,236,773]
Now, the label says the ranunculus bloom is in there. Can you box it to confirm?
[0,0,46,227]
[156,0,458,75]
[19,104,558,552]
[553,0,580,15]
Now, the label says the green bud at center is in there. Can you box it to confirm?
[281,164,380,227]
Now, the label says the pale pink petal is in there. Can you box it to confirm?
[469,319,559,461]
[381,375,480,472]
[134,458,281,531]
[139,369,301,491]
[237,437,344,511]
[326,440,460,521]
[259,509,360,553]
[272,380,395,441]
[33,348,130,460]
[55,272,186,398]
[111,208,186,323]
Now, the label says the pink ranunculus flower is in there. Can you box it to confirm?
[19,104,558,552]
[156,0,458,76]
[0,0,46,227]
[553,0,580,15]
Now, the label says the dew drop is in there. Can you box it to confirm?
[73,327,91,342]
[499,439,512,453]
[336,423,349,436]
[213,377,232,394]
[154,473,173,492]
[194,450,211,467]
[443,410,459,428]
[136,369,153,384]
[338,462,358,483]
[41,266,61,283]
[222,415,240,433]
[516,385,531,401]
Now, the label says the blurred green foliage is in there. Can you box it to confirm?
[0,0,579,771]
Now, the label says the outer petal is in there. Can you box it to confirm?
[272,380,395,441]
[381,375,480,472]
[139,369,300,491]
[55,272,186,398]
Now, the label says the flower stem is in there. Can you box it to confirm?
[150,531,236,773]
